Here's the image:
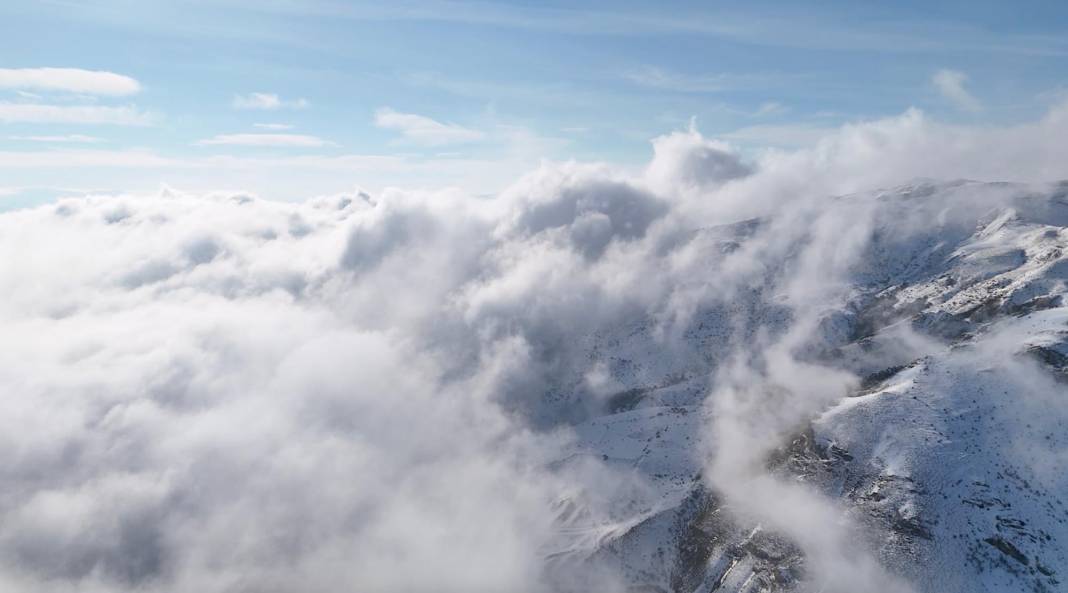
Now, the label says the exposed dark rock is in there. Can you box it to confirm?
[984,536,1030,566]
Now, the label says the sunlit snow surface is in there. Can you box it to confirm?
[543,181,1068,592]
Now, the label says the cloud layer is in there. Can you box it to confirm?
[2,102,1068,592]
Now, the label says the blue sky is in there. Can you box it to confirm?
[1,0,1067,206]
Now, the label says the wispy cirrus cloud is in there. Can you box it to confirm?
[253,122,294,130]
[753,101,788,117]
[0,148,178,168]
[7,134,102,143]
[233,92,308,110]
[288,3,1068,56]
[623,66,792,94]
[624,67,735,93]
[0,103,152,125]
[932,69,982,112]
[0,67,141,96]
[195,133,336,147]
[374,107,484,146]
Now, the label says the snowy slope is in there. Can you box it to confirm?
[544,180,1068,593]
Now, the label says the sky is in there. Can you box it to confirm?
[1,0,1068,207]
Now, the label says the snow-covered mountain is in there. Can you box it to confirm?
[1,158,1066,592]
[541,180,1068,593]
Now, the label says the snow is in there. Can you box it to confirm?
[543,180,1068,592]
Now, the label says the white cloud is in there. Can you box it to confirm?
[233,93,309,110]
[0,149,530,200]
[753,101,787,117]
[196,133,336,147]
[253,123,294,130]
[0,149,179,168]
[2,103,1068,592]
[7,134,102,143]
[0,67,141,96]
[932,69,982,112]
[644,127,751,192]
[0,103,151,125]
[374,107,484,146]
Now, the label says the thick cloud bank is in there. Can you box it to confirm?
[2,104,1068,592]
